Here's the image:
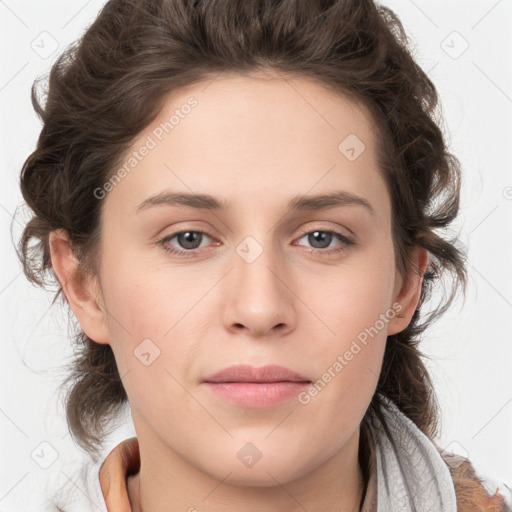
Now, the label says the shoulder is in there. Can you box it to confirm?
[440,450,512,512]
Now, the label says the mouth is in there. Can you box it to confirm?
[201,363,311,384]
[201,364,311,408]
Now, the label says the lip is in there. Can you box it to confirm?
[201,364,311,408]
[201,364,311,384]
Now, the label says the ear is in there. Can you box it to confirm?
[49,229,110,344]
[387,246,430,336]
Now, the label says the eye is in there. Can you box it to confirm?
[156,230,216,257]
[293,229,355,256]
[156,227,355,258]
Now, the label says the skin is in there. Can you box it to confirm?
[49,69,428,512]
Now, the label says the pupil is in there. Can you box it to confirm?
[179,231,200,249]
[309,231,331,249]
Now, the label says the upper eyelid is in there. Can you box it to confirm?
[161,224,351,237]
[295,225,352,238]
[159,219,353,237]
[159,225,354,246]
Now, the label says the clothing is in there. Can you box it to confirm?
[47,396,512,511]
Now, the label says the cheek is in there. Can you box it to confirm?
[100,245,198,336]
[293,273,393,449]
[302,247,397,342]
[98,250,214,385]
[98,264,203,420]
[294,245,396,402]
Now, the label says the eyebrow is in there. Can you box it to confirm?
[135,190,375,216]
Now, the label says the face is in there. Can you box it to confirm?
[52,70,424,488]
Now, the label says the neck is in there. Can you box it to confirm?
[128,425,366,512]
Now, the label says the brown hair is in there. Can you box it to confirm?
[18,0,471,505]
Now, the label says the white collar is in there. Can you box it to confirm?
[369,394,457,512]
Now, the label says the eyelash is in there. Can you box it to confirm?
[155,227,355,258]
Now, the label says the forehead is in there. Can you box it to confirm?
[168,70,378,153]
[102,70,387,217]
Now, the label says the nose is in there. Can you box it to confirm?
[222,238,296,338]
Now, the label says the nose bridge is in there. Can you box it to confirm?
[234,232,284,301]
[225,231,294,334]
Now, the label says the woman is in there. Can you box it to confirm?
[18,0,512,510]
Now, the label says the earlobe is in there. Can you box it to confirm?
[48,229,110,345]
[387,247,430,336]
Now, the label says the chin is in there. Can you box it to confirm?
[201,450,315,488]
